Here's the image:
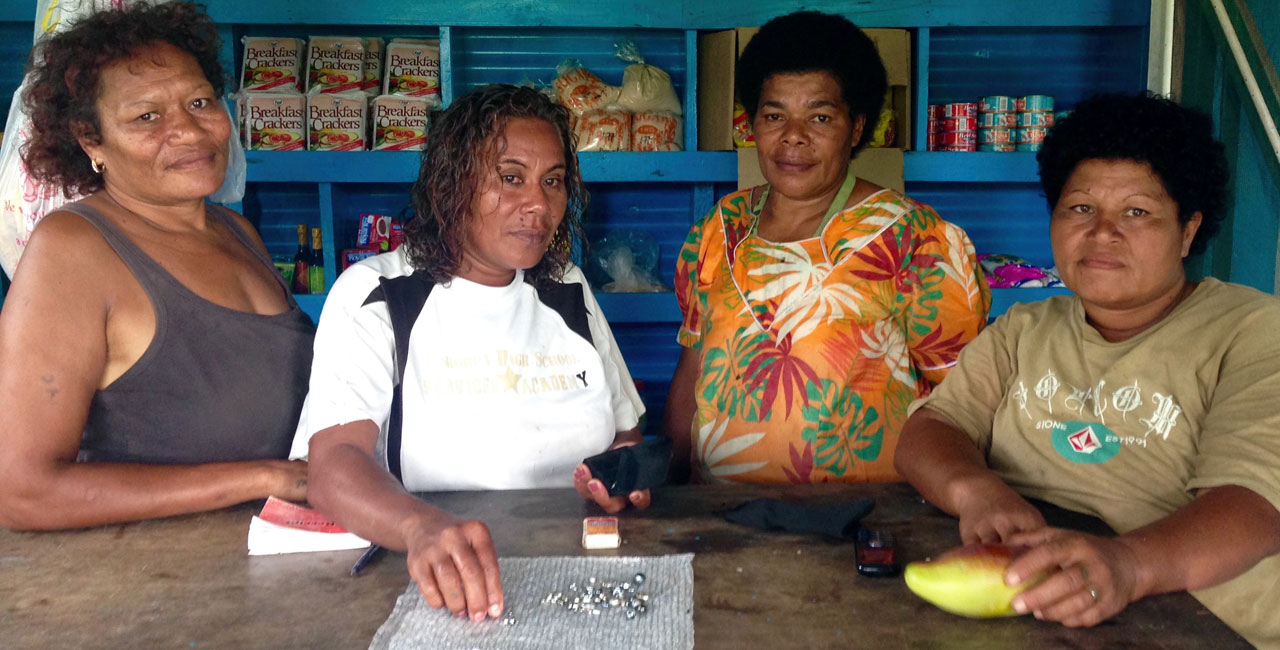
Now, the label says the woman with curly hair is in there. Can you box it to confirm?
[0,2,313,530]
[896,92,1280,647]
[293,84,646,621]
[665,11,989,484]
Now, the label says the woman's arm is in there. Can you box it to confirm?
[0,214,304,530]
[307,420,502,621]
[895,407,1045,543]
[662,346,700,484]
[1005,486,1280,627]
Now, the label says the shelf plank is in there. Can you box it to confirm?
[904,151,1041,183]
[245,151,738,184]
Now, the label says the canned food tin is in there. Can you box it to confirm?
[1017,111,1054,127]
[941,102,977,119]
[938,130,976,146]
[928,118,940,134]
[927,132,941,149]
[935,143,976,152]
[978,111,1017,128]
[978,143,1017,152]
[1019,95,1055,112]
[980,95,1017,113]
[927,104,944,120]
[978,127,1014,145]
[1016,127,1049,144]
[937,116,976,132]
[1016,142,1042,152]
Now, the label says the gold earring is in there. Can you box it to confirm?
[90,159,104,174]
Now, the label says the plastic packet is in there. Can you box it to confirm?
[613,39,681,115]
[553,59,620,116]
[591,229,666,292]
[631,111,681,152]
[575,109,631,152]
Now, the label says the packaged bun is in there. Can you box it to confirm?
[613,40,681,115]
[554,60,620,116]
[631,111,681,152]
[575,109,631,152]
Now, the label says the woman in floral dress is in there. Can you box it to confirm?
[664,11,989,483]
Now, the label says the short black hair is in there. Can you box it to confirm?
[21,1,224,198]
[1037,92,1228,255]
[735,11,888,155]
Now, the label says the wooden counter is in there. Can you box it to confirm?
[0,483,1248,649]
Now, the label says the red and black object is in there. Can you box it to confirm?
[855,528,900,577]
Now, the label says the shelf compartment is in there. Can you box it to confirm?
[904,151,1040,183]
[245,150,737,183]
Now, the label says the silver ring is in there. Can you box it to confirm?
[1088,587,1099,602]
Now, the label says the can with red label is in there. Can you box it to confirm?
[927,132,941,149]
[938,130,976,146]
[928,118,940,134]
[1017,111,1054,127]
[978,143,1017,152]
[937,116,976,132]
[980,95,1017,113]
[941,102,977,119]
[979,127,1014,145]
[936,143,977,152]
[979,111,1017,128]
[928,104,944,120]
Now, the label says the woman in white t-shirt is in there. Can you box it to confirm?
[294,85,648,623]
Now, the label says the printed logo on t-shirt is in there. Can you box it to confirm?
[421,348,588,396]
[1050,420,1122,464]
[1014,370,1186,458]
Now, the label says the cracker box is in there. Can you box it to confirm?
[362,37,384,96]
[306,36,366,95]
[240,37,305,93]
[370,95,429,151]
[307,93,366,151]
[244,94,305,151]
[383,39,441,106]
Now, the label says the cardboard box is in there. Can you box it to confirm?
[698,27,911,151]
[737,147,904,193]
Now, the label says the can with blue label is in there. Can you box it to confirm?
[1017,111,1054,127]
[979,143,1017,152]
[1019,95,1055,112]
[980,95,1017,113]
[1016,142,1042,152]
[979,127,1014,145]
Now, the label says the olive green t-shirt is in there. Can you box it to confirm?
[912,278,1280,649]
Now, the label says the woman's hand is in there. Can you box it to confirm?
[952,475,1047,544]
[402,513,503,621]
[1003,528,1144,627]
[572,462,651,514]
[260,459,309,502]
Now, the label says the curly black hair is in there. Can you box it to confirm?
[403,84,587,287]
[20,1,224,199]
[735,11,888,155]
[1038,92,1228,255]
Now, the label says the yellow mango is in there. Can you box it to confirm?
[903,543,1030,618]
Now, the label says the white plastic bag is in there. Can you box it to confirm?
[613,40,682,115]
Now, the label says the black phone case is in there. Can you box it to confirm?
[582,437,674,497]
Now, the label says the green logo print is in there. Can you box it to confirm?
[1051,420,1121,464]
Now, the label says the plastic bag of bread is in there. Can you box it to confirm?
[554,59,620,116]
[613,40,682,115]
[631,111,682,151]
[575,109,631,152]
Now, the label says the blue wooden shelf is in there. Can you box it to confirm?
[245,151,737,184]
[904,151,1041,183]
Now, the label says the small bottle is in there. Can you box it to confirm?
[308,226,325,294]
[292,224,310,295]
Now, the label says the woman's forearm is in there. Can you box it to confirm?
[895,407,1005,515]
[0,458,302,530]
[1121,485,1280,598]
[307,422,451,551]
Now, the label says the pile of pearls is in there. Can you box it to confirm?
[540,573,651,621]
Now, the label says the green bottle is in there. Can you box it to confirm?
[308,226,325,294]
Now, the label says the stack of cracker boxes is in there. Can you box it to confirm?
[236,36,439,152]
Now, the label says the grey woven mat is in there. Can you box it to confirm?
[369,554,695,650]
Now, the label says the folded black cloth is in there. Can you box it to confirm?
[582,437,673,497]
[724,498,875,540]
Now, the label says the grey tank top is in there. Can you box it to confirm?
[63,201,316,464]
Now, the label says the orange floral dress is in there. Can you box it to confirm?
[675,186,990,483]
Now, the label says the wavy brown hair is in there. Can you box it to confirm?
[404,84,587,287]
[20,1,224,199]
